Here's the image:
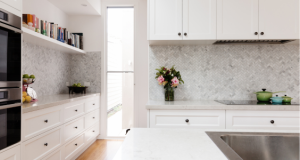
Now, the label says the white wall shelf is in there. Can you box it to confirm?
[22,27,86,54]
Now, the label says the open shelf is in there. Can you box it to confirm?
[22,27,86,54]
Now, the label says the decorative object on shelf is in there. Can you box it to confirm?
[22,74,37,103]
[254,89,285,102]
[155,66,184,101]
[68,83,88,94]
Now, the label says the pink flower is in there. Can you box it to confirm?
[157,75,165,85]
[171,77,179,87]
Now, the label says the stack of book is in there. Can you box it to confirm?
[22,14,83,50]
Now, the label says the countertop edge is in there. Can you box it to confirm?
[22,93,100,113]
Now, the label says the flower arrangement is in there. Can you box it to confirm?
[155,66,184,101]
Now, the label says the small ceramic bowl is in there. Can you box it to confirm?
[270,95,283,103]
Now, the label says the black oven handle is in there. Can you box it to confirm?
[0,103,22,110]
[0,22,23,34]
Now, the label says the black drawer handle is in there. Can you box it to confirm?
[75,143,77,146]
[75,126,78,129]
[44,120,48,123]
[185,119,189,123]
[75,109,78,112]
[93,104,95,105]
[93,117,95,119]
[93,130,95,132]
[44,143,48,146]
[270,120,275,124]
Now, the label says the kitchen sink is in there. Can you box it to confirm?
[206,132,299,160]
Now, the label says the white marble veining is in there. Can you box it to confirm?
[149,44,299,103]
[146,100,300,110]
[22,93,100,113]
[113,128,299,160]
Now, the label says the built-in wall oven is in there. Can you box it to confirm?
[0,8,22,151]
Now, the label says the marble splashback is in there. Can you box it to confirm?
[149,44,299,103]
[70,51,101,93]
[22,42,101,96]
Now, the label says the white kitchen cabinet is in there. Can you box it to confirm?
[226,110,299,130]
[149,0,183,40]
[1,0,22,11]
[217,0,259,39]
[183,0,216,40]
[150,110,225,129]
[0,145,20,160]
[259,0,299,39]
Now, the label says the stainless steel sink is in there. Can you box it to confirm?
[206,132,299,160]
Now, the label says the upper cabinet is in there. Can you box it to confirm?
[183,0,216,40]
[217,0,299,40]
[148,0,299,42]
[149,0,183,40]
[1,0,22,11]
[148,0,216,40]
[217,0,259,39]
[259,0,299,39]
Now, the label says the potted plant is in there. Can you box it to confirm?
[155,66,184,101]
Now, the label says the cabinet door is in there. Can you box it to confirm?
[0,145,20,160]
[259,0,299,39]
[217,0,259,39]
[149,0,183,40]
[1,0,22,11]
[183,0,216,40]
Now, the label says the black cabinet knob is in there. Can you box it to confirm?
[261,32,264,35]
[93,117,95,119]
[185,119,189,123]
[44,120,48,123]
[254,32,258,35]
[93,104,95,105]
[75,126,78,129]
[184,33,187,36]
[93,130,95,132]
[44,143,48,146]
[75,143,77,146]
[75,110,78,112]
[178,32,181,36]
[270,120,274,124]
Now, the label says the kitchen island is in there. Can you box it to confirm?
[112,128,299,160]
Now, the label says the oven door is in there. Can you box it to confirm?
[0,104,21,151]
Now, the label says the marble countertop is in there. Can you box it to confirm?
[146,100,299,111]
[22,93,100,113]
[113,128,299,160]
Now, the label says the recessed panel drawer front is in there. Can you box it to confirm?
[226,110,300,130]
[64,117,84,142]
[64,103,84,122]
[150,110,225,129]
[42,149,61,160]
[85,109,99,129]
[85,123,99,143]
[24,109,62,140]
[23,128,62,160]
[85,97,98,113]
[64,134,84,160]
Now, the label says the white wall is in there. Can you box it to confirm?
[23,0,69,28]
[68,16,102,52]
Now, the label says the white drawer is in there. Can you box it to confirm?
[64,134,85,160]
[85,109,99,129]
[64,103,85,122]
[85,123,99,143]
[42,149,61,160]
[226,110,300,130]
[22,127,62,160]
[85,97,98,113]
[150,110,225,129]
[0,145,20,160]
[64,117,84,142]
[23,107,62,140]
